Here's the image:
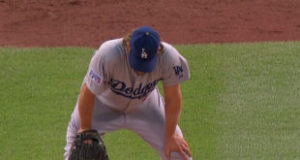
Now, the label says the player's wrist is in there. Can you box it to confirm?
[78,128,91,133]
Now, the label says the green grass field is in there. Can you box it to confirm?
[0,42,299,160]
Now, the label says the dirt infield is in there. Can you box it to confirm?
[0,0,300,47]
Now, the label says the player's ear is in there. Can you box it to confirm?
[158,43,164,56]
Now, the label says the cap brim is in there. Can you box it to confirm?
[129,50,157,73]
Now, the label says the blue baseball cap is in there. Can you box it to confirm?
[129,26,160,72]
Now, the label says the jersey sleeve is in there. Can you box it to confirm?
[161,44,191,86]
[84,46,109,95]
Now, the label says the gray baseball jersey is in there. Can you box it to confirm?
[84,38,190,112]
[64,38,192,160]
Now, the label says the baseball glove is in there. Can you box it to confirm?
[69,129,109,160]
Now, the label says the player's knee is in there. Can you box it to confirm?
[159,151,192,160]
[170,152,192,160]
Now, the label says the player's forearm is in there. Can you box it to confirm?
[78,83,96,132]
[164,97,182,140]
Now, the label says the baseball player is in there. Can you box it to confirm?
[64,26,193,160]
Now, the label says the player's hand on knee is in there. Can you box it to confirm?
[165,135,192,160]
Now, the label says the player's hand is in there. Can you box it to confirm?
[78,128,93,144]
[165,135,192,160]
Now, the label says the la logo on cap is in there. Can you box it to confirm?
[141,48,148,59]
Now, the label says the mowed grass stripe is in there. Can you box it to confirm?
[0,48,94,160]
[216,42,300,160]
